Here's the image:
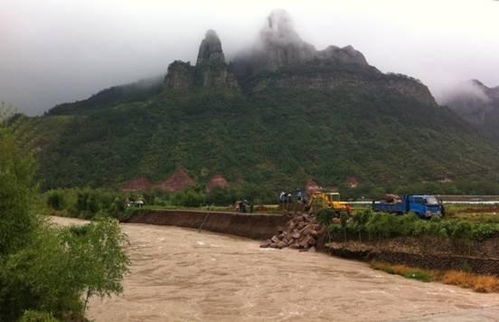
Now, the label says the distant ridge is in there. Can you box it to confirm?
[19,10,499,194]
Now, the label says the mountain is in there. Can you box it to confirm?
[444,79,499,142]
[18,10,499,194]
[47,76,164,116]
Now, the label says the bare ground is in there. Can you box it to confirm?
[51,217,499,322]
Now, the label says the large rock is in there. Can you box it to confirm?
[165,30,238,90]
[164,61,194,90]
[196,29,226,66]
[261,213,324,251]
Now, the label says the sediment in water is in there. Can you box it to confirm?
[124,210,499,275]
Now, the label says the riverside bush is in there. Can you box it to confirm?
[44,188,128,220]
[328,209,499,241]
[1,118,129,321]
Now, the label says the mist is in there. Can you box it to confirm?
[1,0,499,115]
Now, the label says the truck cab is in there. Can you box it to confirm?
[405,194,443,218]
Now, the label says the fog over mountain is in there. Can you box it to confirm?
[444,79,499,141]
[1,0,499,115]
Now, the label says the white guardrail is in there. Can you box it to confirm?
[349,201,499,205]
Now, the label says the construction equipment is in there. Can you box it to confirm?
[306,191,351,214]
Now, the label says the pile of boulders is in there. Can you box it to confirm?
[260,214,324,251]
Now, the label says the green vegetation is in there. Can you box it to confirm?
[370,261,434,282]
[0,116,129,321]
[326,209,499,242]
[14,62,499,195]
[45,188,128,220]
[443,204,499,223]
[42,184,277,219]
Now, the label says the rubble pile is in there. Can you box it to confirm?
[260,214,324,251]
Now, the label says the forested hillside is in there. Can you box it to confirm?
[18,11,499,195]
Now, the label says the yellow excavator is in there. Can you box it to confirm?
[306,191,351,214]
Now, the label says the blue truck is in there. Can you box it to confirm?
[372,194,444,218]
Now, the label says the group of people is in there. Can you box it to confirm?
[234,200,253,213]
[279,188,307,205]
[126,198,144,208]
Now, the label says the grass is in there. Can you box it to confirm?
[444,204,499,223]
[136,204,283,213]
[370,261,499,293]
[370,261,434,282]
[441,271,499,293]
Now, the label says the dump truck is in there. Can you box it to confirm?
[372,194,444,218]
[306,191,351,214]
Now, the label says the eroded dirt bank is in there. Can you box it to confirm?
[326,235,499,275]
[52,217,499,322]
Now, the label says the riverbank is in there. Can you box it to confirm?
[50,216,499,322]
[124,209,499,276]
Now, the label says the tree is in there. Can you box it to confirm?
[0,117,38,256]
[0,112,130,321]
[63,218,130,311]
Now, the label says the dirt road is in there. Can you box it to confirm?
[51,217,499,322]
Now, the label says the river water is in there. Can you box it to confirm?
[52,217,499,322]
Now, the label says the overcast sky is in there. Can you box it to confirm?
[1,0,499,115]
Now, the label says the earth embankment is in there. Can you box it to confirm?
[124,209,290,240]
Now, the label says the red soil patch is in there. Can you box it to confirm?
[121,176,153,192]
[154,168,195,192]
[206,174,229,192]
[345,176,359,188]
[305,179,320,196]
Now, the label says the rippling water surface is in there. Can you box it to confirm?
[52,217,499,322]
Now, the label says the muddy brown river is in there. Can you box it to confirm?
[52,217,499,321]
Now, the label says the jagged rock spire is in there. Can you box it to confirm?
[165,29,238,90]
[196,30,225,66]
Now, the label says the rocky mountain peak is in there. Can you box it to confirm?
[261,9,303,47]
[196,29,225,66]
[470,79,486,88]
[233,10,369,73]
[164,61,194,90]
[165,30,238,90]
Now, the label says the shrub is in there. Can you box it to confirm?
[19,310,58,322]
[46,190,65,211]
[0,124,129,321]
[0,131,37,255]
[327,209,499,242]
[315,208,336,226]
[0,219,129,321]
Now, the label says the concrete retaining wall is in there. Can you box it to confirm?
[123,209,290,240]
